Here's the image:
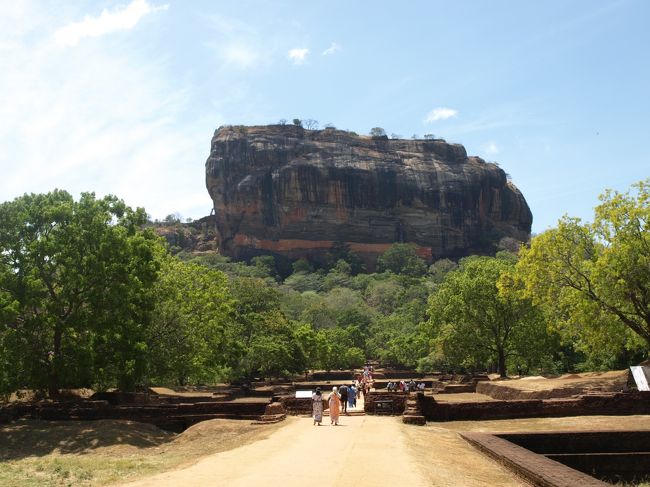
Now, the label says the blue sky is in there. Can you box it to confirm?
[1,0,648,233]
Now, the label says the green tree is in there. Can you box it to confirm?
[0,287,19,398]
[293,323,319,370]
[323,242,364,274]
[515,180,650,360]
[283,271,324,292]
[228,277,307,378]
[367,313,427,368]
[247,332,296,378]
[426,256,548,377]
[301,302,337,329]
[315,327,364,370]
[147,256,234,385]
[344,347,366,368]
[251,255,278,280]
[377,243,427,277]
[291,258,313,274]
[0,190,161,394]
[364,278,404,315]
[428,258,457,283]
[322,263,352,291]
[279,289,320,321]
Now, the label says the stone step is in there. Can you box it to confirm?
[403,414,426,425]
[251,413,286,425]
[324,411,365,416]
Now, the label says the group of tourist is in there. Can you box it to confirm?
[310,364,385,426]
[355,376,372,398]
[311,379,370,426]
[386,379,426,392]
[311,386,343,426]
[386,380,426,392]
[362,364,373,381]
[311,374,428,425]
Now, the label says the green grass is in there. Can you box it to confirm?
[0,456,166,487]
[0,418,290,486]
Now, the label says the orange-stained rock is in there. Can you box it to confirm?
[205,125,532,267]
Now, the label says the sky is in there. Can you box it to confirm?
[1,0,648,233]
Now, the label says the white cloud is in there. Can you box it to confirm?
[0,6,215,221]
[54,0,168,47]
[322,42,341,55]
[215,43,260,69]
[205,14,271,70]
[441,102,557,137]
[288,47,309,64]
[424,107,458,123]
[483,141,500,155]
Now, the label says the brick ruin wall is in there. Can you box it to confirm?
[0,396,270,432]
[280,396,328,415]
[419,391,650,421]
[364,392,408,415]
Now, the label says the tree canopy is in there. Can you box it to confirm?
[376,243,427,277]
[426,255,548,377]
[147,256,234,385]
[3,181,647,396]
[516,180,650,360]
[0,190,162,394]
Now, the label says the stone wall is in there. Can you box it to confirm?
[308,371,356,381]
[280,396,328,415]
[438,383,477,393]
[420,391,650,422]
[293,382,357,392]
[0,399,270,432]
[462,432,610,487]
[364,392,408,415]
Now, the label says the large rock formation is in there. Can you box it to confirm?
[205,124,532,267]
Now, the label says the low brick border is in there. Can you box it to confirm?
[420,391,650,421]
[0,399,272,432]
[363,392,407,415]
[280,396,329,415]
[461,432,609,487]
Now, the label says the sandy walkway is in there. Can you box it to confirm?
[117,413,435,487]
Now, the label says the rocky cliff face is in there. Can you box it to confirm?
[205,124,532,267]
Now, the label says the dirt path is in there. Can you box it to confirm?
[114,390,528,487]
[117,413,437,487]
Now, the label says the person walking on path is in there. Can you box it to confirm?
[328,386,341,425]
[348,384,356,409]
[312,387,323,426]
[339,384,348,414]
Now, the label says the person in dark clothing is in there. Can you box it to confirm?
[339,384,348,413]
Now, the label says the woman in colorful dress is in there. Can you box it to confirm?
[312,387,323,426]
[328,386,341,425]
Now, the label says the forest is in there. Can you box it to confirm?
[0,180,649,396]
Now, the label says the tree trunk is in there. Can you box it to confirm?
[497,348,507,378]
[48,323,63,397]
